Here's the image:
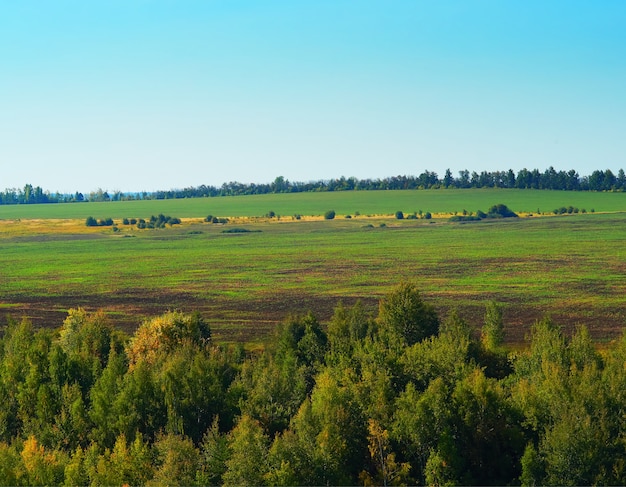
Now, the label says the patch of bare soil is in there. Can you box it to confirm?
[1,289,623,345]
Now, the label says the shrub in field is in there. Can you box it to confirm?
[324,210,336,220]
[487,204,518,218]
[85,216,98,227]
[395,210,404,220]
[424,212,432,219]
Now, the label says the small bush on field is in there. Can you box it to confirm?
[122,218,130,225]
[85,216,98,227]
[395,210,404,220]
[293,214,302,220]
[424,212,432,219]
[407,213,417,220]
[345,214,352,219]
[324,210,336,220]
[363,224,374,228]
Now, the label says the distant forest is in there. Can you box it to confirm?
[2,167,625,205]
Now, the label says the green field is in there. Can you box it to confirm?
[1,188,625,220]
[1,189,626,344]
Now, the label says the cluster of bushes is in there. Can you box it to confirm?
[395,211,432,220]
[0,283,624,485]
[552,206,589,214]
[450,203,519,222]
[85,217,114,227]
[121,214,181,229]
[204,215,229,224]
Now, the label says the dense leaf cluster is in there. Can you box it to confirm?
[0,284,625,485]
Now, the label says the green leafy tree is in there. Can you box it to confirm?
[111,360,167,444]
[0,317,36,441]
[157,343,230,443]
[89,349,128,448]
[378,282,439,346]
[197,417,230,486]
[326,301,375,360]
[237,351,307,436]
[481,301,504,352]
[223,415,270,487]
[148,433,200,487]
[273,313,328,391]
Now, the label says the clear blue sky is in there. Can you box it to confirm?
[2,1,625,193]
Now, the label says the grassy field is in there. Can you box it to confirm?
[1,188,625,220]
[2,188,626,345]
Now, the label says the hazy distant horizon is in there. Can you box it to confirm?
[2,1,625,194]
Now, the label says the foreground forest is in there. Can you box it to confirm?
[0,282,625,486]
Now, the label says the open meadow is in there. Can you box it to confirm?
[1,188,626,345]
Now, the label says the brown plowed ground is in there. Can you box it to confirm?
[2,289,622,346]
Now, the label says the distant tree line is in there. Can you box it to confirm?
[0,284,625,485]
[150,168,626,199]
[2,168,625,206]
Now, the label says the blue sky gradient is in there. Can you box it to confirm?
[2,1,625,193]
